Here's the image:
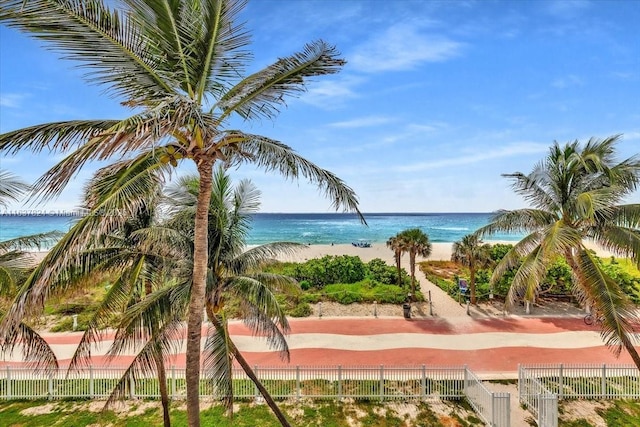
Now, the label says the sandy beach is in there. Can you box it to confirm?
[26,239,618,266]
[274,240,618,265]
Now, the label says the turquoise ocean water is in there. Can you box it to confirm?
[0,213,521,247]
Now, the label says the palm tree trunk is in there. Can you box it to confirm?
[409,252,416,297]
[395,250,402,286]
[185,161,214,427]
[469,265,476,305]
[153,349,171,427]
[207,312,292,427]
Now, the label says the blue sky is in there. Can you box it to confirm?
[1,0,638,213]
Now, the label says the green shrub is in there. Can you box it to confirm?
[289,255,366,288]
[288,302,312,317]
[366,258,409,286]
[322,281,421,304]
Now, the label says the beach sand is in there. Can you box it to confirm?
[274,240,618,265]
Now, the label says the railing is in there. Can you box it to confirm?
[1,365,468,401]
[1,364,511,426]
[464,368,510,427]
[519,364,640,427]
[519,367,558,427]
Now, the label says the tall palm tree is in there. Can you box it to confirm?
[386,234,404,286]
[398,228,432,298]
[451,234,492,304]
[141,169,302,424]
[475,135,640,368]
[0,2,362,425]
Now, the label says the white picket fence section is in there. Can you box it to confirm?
[464,368,510,427]
[1,364,510,426]
[519,364,640,427]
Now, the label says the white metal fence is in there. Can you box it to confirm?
[465,368,510,427]
[519,364,640,427]
[1,364,511,425]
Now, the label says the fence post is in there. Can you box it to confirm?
[421,365,426,400]
[296,366,301,400]
[89,365,94,399]
[129,372,135,399]
[171,366,176,400]
[379,365,384,401]
[48,373,53,400]
[6,366,11,400]
[463,365,468,395]
[602,364,606,399]
[490,393,496,427]
[559,364,563,400]
[338,366,342,400]
[254,365,259,399]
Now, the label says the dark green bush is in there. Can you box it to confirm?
[288,302,312,317]
[366,258,410,286]
[289,255,367,288]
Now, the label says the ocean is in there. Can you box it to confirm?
[0,212,521,247]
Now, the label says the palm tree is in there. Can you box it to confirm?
[386,234,404,286]
[398,228,432,298]
[451,234,492,304]
[0,170,60,372]
[130,169,301,424]
[475,135,640,368]
[0,2,363,425]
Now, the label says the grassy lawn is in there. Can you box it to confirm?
[559,399,640,427]
[0,399,482,427]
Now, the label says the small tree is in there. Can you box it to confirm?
[451,234,492,304]
[397,228,432,298]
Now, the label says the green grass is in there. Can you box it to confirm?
[559,399,640,427]
[0,399,478,427]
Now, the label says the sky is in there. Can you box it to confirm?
[0,0,639,214]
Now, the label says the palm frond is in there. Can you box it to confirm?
[224,133,364,221]
[501,169,559,212]
[503,245,548,308]
[591,225,640,268]
[228,242,306,273]
[104,317,184,408]
[218,40,345,121]
[0,120,118,157]
[229,276,290,354]
[574,248,639,359]
[0,312,58,372]
[0,231,64,253]
[202,311,234,410]
[0,151,168,345]
[66,257,146,372]
[0,0,175,103]
[0,169,30,207]
[476,209,556,238]
[190,0,252,101]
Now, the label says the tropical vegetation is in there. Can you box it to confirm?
[0,1,363,426]
[450,234,493,304]
[474,136,640,368]
[387,228,432,299]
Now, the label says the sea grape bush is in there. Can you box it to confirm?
[430,243,640,304]
[286,255,410,289]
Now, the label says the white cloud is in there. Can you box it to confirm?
[552,74,584,89]
[328,115,396,128]
[546,0,591,18]
[395,142,548,173]
[0,93,27,108]
[299,77,359,108]
[350,23,463,73]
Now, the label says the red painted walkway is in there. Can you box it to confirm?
[3,316,637,373]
